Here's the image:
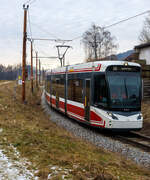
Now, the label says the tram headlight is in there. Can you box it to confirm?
[107,112,113,117]
[137,114,142,120]
[107,112,118,120]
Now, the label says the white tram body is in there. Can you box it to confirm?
[45,61,143,131]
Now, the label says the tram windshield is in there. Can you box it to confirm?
[94,66,142,111]
[107,72,141,111]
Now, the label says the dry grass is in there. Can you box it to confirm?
[141,101,150,136]
[0,80,150,179]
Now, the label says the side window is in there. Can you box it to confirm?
[45,76,49,92]
[94,75,108,107]
[45,77,47,91]
[55,78,60,97]
[68,79,74,101]
[47,75,51,93]
[51,77,56,96]
[68,79,83,103]
[58,77,65,98]
[51,76,65,98]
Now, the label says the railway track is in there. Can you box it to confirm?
[112,132,150,152]
[78,124,150,153]
[87,125,150,152]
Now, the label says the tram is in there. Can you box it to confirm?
[45,61,143,131]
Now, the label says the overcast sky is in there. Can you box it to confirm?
[0,0,150,68]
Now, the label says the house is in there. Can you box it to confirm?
[134,42,150,65]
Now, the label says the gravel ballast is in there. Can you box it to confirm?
[42,92,150,168]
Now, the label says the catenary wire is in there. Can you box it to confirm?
[24,0,37,5]
[71,10,150,41]
[104,10,150,29]
[30,0,38,5]
[31,22,60,39]
[27,9,33,40]
[24,0,32,5]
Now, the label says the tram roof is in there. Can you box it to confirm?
[46,60,140,75]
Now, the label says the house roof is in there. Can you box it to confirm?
[135,42,150,50]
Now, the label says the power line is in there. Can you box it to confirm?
[27,9,33,39]
[24,0,37,5]
[104,10,150,29]
[71,10,150,41]
[30,0,38,5]
[31,22,60,39]
[24,0,32,4]
[72,35,83,41]
[31,45,58,62]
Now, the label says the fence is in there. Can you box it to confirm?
[143,78,150,100]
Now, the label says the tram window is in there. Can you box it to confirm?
[51,77,65,98]
[45,78,48,92]
[52,78,56,96]
[68,79,83,103]
[45,79,47,91]
[56,78,65,98]
[46,75,51,92]
[47,81,50,92]
[94,75,108,107]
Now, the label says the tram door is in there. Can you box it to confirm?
[84,79,91,121]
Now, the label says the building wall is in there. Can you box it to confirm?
[139,47,150,64]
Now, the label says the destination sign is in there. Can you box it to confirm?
[107,65,141,72]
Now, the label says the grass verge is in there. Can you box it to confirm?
[141,101,150,136]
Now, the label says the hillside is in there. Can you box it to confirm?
[116,50,134,60]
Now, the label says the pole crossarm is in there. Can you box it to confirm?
[27,38,72,42]
[32,56,58,59]
[56,45,72,48]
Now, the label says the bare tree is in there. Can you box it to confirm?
[82,24,117,61]
[139,14,150,43]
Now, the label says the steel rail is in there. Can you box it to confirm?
[113,132,150,152]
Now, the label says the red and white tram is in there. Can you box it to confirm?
[45,61,143,131]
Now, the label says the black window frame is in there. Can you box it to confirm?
[106,71,142,111]
[93,73,109,110]
[51,74,65,98]
[68,78,83,103]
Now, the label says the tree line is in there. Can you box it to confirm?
[139,13,150,43]
[0,64,22,80]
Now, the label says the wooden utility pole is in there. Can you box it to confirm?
[39,59,41,85]
[36,52,38,87]
[30,40,33,93]
[22,4,29,102]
